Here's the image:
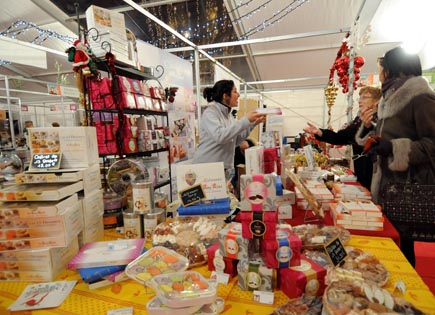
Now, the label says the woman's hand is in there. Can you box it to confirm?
[247,111,267,125]
[303,122,322,137]
[360,106,374,128]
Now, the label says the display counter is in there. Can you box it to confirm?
[0,231,434,315]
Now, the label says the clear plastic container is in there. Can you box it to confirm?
[125,246,189,285]
[146,296,202,315]
[149,270,217,308]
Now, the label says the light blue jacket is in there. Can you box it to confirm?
[193,102,256,169]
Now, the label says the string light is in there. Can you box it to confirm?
[242,0,309,38]
[0,20,75,45]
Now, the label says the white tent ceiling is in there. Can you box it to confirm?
[0,0,433,135]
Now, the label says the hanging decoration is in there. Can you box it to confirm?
[325,32,365,128]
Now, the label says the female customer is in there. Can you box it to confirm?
[303,86,381,190]
[356,47,435,267]
[193,80,266,170]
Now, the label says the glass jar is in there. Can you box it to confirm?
[0,152,23,181]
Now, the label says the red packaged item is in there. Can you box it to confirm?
[261,225,302,268]
[263,147,280,175]
[206,242,238,278]
[240,211,278,240]
[278,255,326,299]
[88,77,115,110]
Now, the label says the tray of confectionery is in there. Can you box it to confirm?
[270,295,322,315]
[152,216,219,267]
[291,224,351,250]
[303,246,390,287]
[323,279,427,315]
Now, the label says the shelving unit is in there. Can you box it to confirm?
[83,59,172,199]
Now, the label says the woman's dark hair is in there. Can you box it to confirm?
[203,80,235,102]
[382,47,422,79]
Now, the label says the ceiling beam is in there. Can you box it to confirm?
[31,0,80,35]
[165,28,351,53]
[65,0,192,22]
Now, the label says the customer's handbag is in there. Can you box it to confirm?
[381,151,435,241]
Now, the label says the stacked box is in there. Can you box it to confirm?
[278,256,326,299]
[206,242,238,278]
[0,237,79,282]
[261,225,302,269]
[245,146,264,175]
[217,222,250,261]
[330,201,384,231]
[331,183,371,200]
[237,254,277,292]
[276,189,295,220]
[28,127,99,169]
[79,189,104,244]
[239,173,277,211]
[239,211,278,240]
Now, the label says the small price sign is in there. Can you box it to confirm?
[178,184,206,207]
[30,153,62,170]
[324,237,347,267]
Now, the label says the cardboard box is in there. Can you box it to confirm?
[0,194,77,218]
[28,127,99,169]
[86,5,127,41]
[0,201,83,251]
[237,254,277,291]
[261,225,302,269]
[79,189,104,226]
[240,211,278,240]
[218,222,250,261]
[0,182,83,202]
[206,242,238,278]
[78,219,104,246]
[15,164,101,196]
[239,173,277,211]
[0,237,79,282]
[278,256,326,299]
[245,146,264,175]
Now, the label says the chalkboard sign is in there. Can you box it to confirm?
[178,184,206,207]
[30,153,62,170]
[324,237,347,267]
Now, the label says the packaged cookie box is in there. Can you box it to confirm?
[0,182,83,202]
[239,211,278,240]
[149,270,217,308]
[239,173,277,211]
[245,146,264,175]
[78,219,104,246]
[206,242,238,278]
[15,164,101,195]
[28,127,99,169]
[0,237,79,282]
[0,201,83,251]
[261,225,302,269]
[237,254,277,292]
[278,255,326,299]
[217,222,250,261]
[125,246,189,285]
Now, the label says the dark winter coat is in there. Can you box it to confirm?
[356,76,435,203]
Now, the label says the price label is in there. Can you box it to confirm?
[324,237,347,267]
[178,184,206,207]
[30,153,62,170]
[253,290,274,304]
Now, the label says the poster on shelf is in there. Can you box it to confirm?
[168,111,195,163]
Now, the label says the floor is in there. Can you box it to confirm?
[415,241,435,295]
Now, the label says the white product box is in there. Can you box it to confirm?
[16,164,101,196]
[78,219,104,246]
[28,127,99,169]
[245,146,264,175]
[0,194,77,218]
[86,5,127,41]
[0,182,83,202]
[0,237,79,282]
[276,189,295,219]
[0,202,83,251]
[79,189,104,226]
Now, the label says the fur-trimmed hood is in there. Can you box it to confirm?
[378,76,435,120]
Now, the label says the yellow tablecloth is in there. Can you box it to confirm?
[0,232,434,315]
